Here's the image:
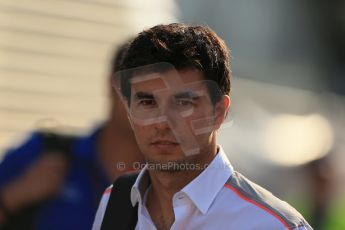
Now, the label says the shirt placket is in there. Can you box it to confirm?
[138,202,157,230]
[170,192,193,230]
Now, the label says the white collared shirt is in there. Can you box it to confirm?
[92,147,312,230]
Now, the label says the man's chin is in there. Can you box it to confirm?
[145,156,195,172]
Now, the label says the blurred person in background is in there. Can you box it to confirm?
[0,41,144,230]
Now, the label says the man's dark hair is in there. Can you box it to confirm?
[119,23,231,104]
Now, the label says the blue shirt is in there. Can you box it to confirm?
[0,127,110,230]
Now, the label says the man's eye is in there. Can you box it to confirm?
[176,99,194,106]
[138,99,156,106]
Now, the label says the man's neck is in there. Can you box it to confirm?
[145,144,218,229]
[150,143,217,193]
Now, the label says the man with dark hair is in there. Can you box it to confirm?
[93,23,312,230]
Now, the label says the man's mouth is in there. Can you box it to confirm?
[150,140,180,148]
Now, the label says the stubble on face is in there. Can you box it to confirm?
[134,125,216,172]
[128,68,219,172]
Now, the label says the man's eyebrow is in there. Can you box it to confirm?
[134,91,154,99]
[174,91,200,99]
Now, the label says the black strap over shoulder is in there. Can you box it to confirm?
[101,172,140,230]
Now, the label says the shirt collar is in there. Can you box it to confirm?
[130,146,233,214]
[130,164,150,206]
[181,146,233,214]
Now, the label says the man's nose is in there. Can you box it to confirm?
[154,102,179,129]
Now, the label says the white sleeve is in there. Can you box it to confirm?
[92,186,112,230]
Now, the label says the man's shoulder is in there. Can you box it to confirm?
[222,171,312,229]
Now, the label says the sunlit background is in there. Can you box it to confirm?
[0,0,344,229]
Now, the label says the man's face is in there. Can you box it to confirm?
[126,68,226,168]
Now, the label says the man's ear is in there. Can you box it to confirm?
[214,95,231,130]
